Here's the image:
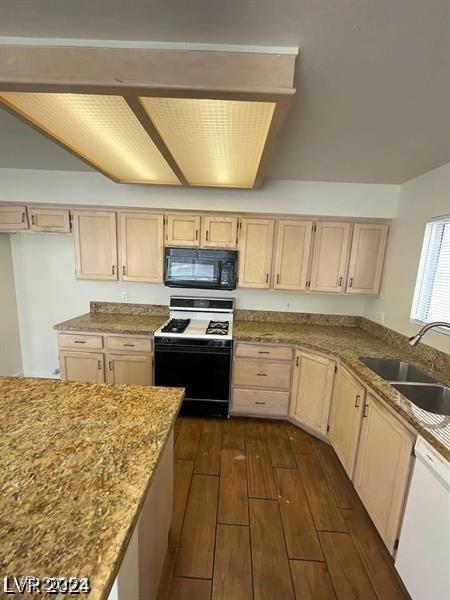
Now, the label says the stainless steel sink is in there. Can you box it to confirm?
[391,383,450,416]
[359,357,437,384]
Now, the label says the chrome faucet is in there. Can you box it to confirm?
[409,322,450,346]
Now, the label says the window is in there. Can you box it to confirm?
[411,215,450,328]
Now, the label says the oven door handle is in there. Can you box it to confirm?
[155,345,231,355]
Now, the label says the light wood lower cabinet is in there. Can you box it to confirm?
[328,366,365,477]
[106,353,153,385]
[59,351,105,383]
[353,393,415,553]
[290,350,335,436]
[59,332,153,386]
[231,342,293,417]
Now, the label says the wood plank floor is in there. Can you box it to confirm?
[158,417,408,600]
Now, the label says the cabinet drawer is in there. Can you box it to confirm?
[232,389,290,416]
[106,335,152,353]
[235,343,293,361]
[58,333,103,350]
[233,360,291,390]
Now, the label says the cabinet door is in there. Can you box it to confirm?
[290,350,335,435]
[309,221,351,293]
[353,394,414,552]
[59,351,104,383]
[29,208,71,233]
[238,217,275,288]
[106,354,153,385]
[273,219,313,291]
[0,205,28,231]
[329,366,365,477]
[72,211,118,280]
[201,215,238,248]
[346,223,389,295]
[165,214,200,247]
[119,212,164,282]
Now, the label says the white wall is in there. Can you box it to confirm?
[364,163,450,354]
[0,234,22,375]
[0,168,400,218]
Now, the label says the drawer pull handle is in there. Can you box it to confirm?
[206,230,209,241]
[109,361,113,371]
[338,276,343,286]
[255,401,266,405]
[122,265,126,276]
[31,215,36,226]
[258,351,270,354]
[22,212,26,223]
[355,394,360,408]
[257,373,268,377]
[74,340,86,344]
[363,403,369,418]
[276,274,280,284]
[265,273,269,283]
[123,343,135,347]
[349,277,353,288]
[97,360,101,370]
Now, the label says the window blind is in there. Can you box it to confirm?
[411,216,450,324]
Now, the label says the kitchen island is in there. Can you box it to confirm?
[0,377,184,600]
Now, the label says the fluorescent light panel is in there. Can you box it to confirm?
[0,92,180,184]
[140,97,276,188]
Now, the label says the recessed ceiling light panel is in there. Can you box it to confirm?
[0,92,180,185]
[140,97,276,188]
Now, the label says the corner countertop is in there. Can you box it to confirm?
[54,312,167,335]
[0,377,184,600]
[233,321,450,460]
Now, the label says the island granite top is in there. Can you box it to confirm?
[0,377,184,600]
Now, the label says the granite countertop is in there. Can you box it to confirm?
[0,377,184,600]
[233,321,450,459]
[54,312,167,335]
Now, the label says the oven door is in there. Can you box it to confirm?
[154,343,231,417]
[165,255,220,289]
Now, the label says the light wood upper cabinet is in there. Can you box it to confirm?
[119,212,164,282]
[273,219,313,291]
[309,221,351,293]
[329,366,365,477]
[290,350,336,436]
[238,217,275,288]
[106,353,153,385]
[353,393,414,553]
[29,207,71,233]
[201,215,238,248]
[72,210,118,280]
[59,350,105,383]
[346,223,389,295]
[0,205,28,231]
[165,214,200,247]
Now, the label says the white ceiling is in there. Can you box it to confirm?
[0,0,449,184]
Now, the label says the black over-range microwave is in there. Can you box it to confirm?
[164,247,238,290]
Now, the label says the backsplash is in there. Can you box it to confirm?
[88,301,449,373]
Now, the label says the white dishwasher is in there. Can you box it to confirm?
[395,435,450,600]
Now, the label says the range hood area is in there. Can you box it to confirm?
[0,43,297,189]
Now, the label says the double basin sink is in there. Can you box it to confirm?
[360,357,450,416]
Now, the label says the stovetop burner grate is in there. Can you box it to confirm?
[206,320,230,335]
[161,318,191,334]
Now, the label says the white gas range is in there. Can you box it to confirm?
[154,297,234,417]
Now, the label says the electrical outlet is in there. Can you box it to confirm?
[122,291,129,302]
